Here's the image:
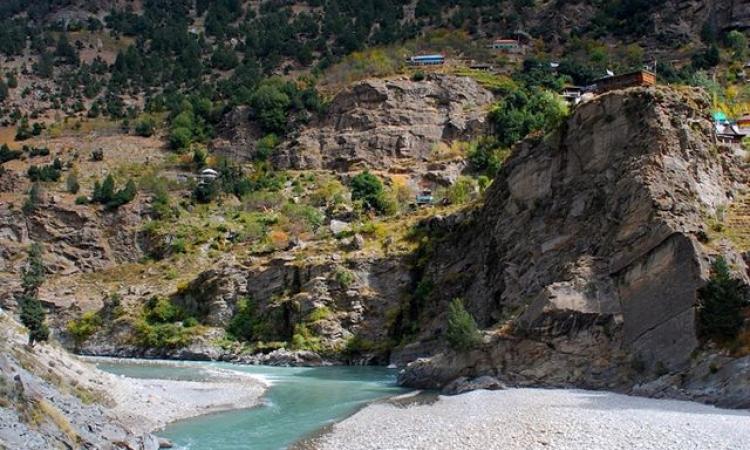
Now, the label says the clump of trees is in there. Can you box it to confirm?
[698,257,749,343]
[489,88,569,148]
[27,158,62,182]
[90,174,137,208]
[19,243,49,347]
[446,298,481,351]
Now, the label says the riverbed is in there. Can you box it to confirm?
[97,360,750,450]
[97,360,405,450]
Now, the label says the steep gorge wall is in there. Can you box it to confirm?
[396,86,750,399]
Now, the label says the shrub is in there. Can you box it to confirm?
[90,149,104,161]
[135,115,157,137]
[144,296,184,324]
[27,160,62,182]
[75,195,89,205]
[66,173,80,194]
[467,138,511,176]
[0,144,21,163]
[445,298,481,351]
[351,171,390,214]
[697,257,749,342]
[23,183,42,214]
[411,70,426,81]
[334,268,355,289]
[442,176,477,205]
[67,311,102,347]
[226,298,257,341]
[290,324,321,352]
[169,127,192,150]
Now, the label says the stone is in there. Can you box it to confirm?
[330,220,351,235]
[441,376,506,395]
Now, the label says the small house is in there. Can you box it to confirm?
[469,63,494,71]
[199,168,219,185]
[407,54,445,66]
[561,86,584,106]
[490,39,521,53]
[589,70,656,94]
[415,189,434,206]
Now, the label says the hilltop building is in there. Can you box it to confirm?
[589,70,656,94]
[407,54,445,66]
[490,39,522,53]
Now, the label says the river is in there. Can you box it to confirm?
[96,360,406,450]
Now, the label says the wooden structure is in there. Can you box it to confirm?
[590,70,656,94]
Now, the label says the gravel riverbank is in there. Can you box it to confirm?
[313,388,750,450]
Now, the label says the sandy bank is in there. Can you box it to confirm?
[80,358,268,433]
[312,388,750,450]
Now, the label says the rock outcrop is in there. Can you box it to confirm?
[0,200,147,310]
[215,74,493,180]
[394,86,750,404]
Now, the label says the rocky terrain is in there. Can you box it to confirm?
[216,74,493,188]
[393,85,750,406]
[0,309,267,449]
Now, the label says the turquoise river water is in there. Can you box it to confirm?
[97,360,406,450]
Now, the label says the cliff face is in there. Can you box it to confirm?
[0,311,160,450]
[215,74,493,184]
[396,86,750,405]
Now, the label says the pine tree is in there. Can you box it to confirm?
[446,298,481,351]
[19,243,49,346]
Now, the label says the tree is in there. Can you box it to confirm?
[21,243,45,295]
[19,243,49,346]
[20,295,49,346]
[697,257,749,342]
[725,30,748,60]
[66,173,80,194]
[22,183,41,215]
[250,82,291,134]
[351,171,388,214]
[445,298,481,351]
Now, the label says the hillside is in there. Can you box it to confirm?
[1,0,750,446]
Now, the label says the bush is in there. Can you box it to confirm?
[75,195,89,205]
[22,183,42,214]
[445,298,481,351]
[66,173,80,194]
[467,138,511,176]
[0,144,21,163]
[169,127,192,150]
[442,176,477,205]
[67,311,102,347]
[144,296,185,324]
[411,70,426,81]
[697,257,749,342]
[27,160,62,182]
[135,115,157,137]
[351,171,389,214]
[334,268,355,288]
[226,298,257,342]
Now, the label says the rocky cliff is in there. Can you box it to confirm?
[394,86,750,406]
[214,74,493,184]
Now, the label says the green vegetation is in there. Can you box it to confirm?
[133,296,198,349]
[445,298,481,351]
[290,324,322,352]
[27,159,62,182]
[22,183,42,215]
[226,298,259,342]
[351,171,391,215]
[0,144,21,163]
[489,89,569,148]
[66,311,102,348]
[19,243,49,347]
[91,175,137,209]
[65,173,80,194]
[697,257,749,343]
[466,138,511,176]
